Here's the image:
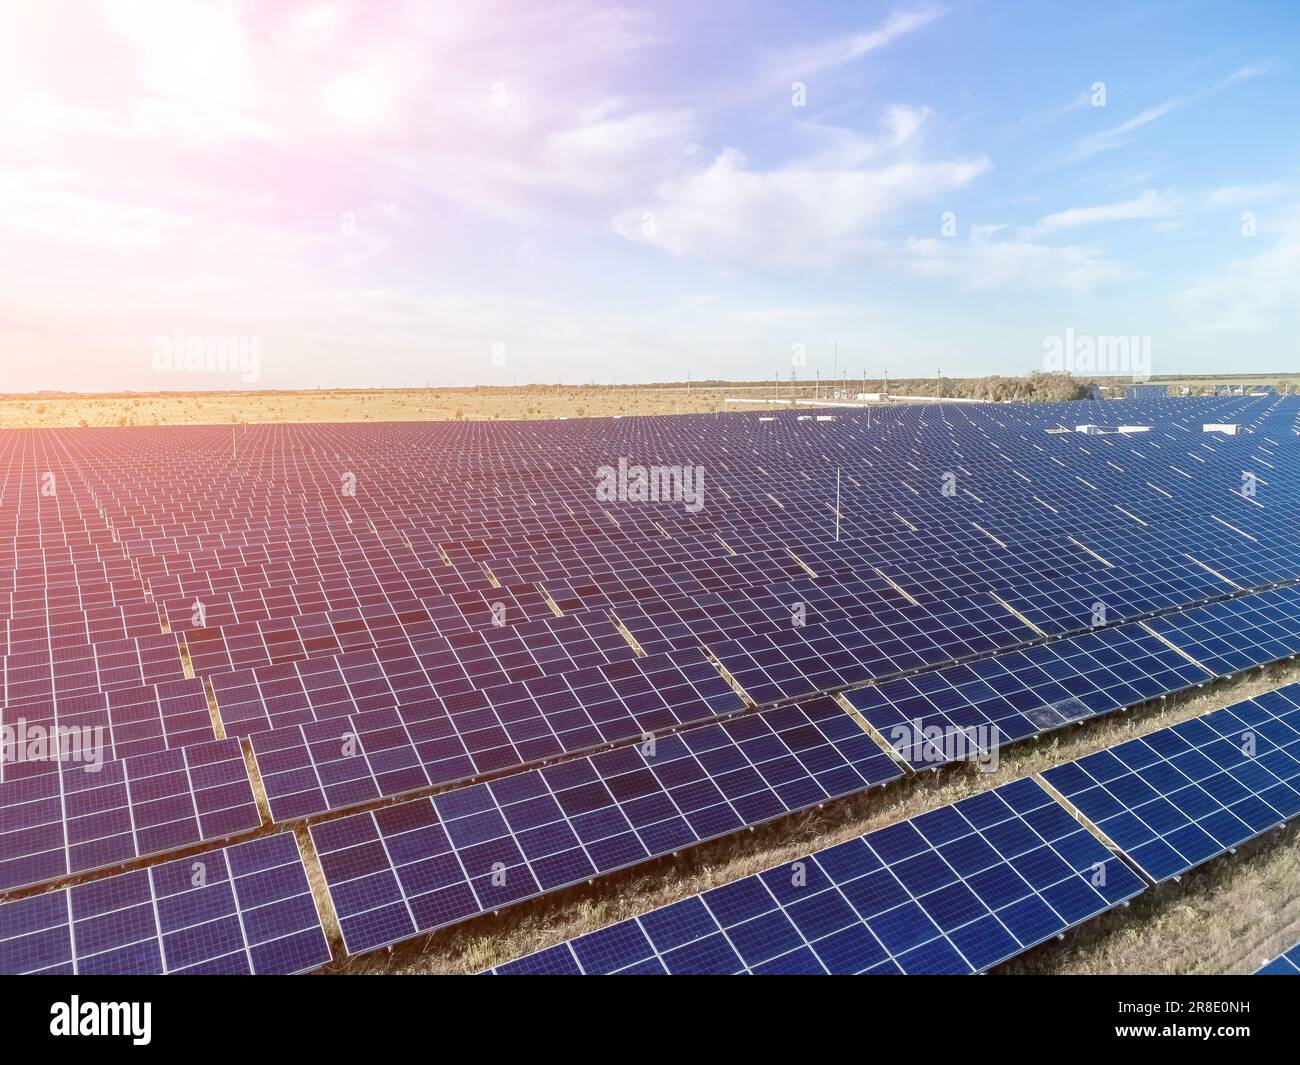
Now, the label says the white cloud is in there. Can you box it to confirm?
[615,106,989,267]
[903,235,1131,293]
[1178,205,1300,334]
[1074,101,1179,159]
[1206,183,1285,206]
[1035,189,1178,233]
[762,7,944,86]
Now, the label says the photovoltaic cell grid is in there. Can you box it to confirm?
[1041,683,1300,881]
[846,621,1212,770]
[0,678,215,781]
[1255,942,1300,975]
[309,697,902,954]
[1144,585,1300,678]
[0,832,330,974]
[0,631,186,705]
[610,575,906,657]
[490,777,1145,974]
[250,648,752,822]
[0,737,260,892]
[184,602,631,685]
[212,641,739,743]
[710,592,1037,705]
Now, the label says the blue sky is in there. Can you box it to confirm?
[3,0,1298,390]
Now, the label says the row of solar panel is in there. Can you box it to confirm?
[236,578,1300,820]
[306,697,900,955]
[306,674,1300,966]
[0,677,215,778]
[491,682,1300,974]
[0,738,260,893]
[0,832,330,975]
[4,571,1293,903]
[81,426,1279,566]
[845,587,1300,771]
[489,778,1142,974]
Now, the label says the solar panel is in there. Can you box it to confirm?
[309,697,902,955]
[0,678,215,778]
[0,737,260,892]
[845,621,1212,770]
[1144,585,1300,677]
[0,832,330,974]
[1255,942,1300,975]
[710,592,1036,705]
[211,636,738,740]
[490,777,1145,974]
[1041,684,1300,881]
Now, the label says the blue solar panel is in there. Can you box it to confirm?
[217,644,741,754]
[310,697,902,955]
[710,592,1036,705]
[1042,684,1300,881]
[0,737,260,892]
[0,678,215,776]
[490,777,1145,974]
[249,648,747,821]
[1256,942,1300,974]
[0,832,330,974]
[845,621,1211,770]
[1145,585,1300,676]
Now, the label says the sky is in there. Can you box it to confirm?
[2,0,1298,391]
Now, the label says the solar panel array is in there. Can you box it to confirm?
[845,621,1212,768]
[310,697,902,955]
[490,778,1146,974]
[0,832,329,975]
[0,737,260,892]
[500,682,1300,975]
[1041,683,1300,881]
[3,392,1300,973]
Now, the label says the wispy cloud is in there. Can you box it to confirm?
[760,7,944,87]
[1178,203,1300,334]
[1072,62,1273,159]
[903,235,1131,294]
[1034,189,1179,233]
[1206,182,1285,206]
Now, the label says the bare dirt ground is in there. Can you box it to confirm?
[4,387,1295,976]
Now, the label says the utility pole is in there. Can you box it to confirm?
[835,467,841,542]
[883,369,889,398]
[815,368,820,401]
[936,369,942,401]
